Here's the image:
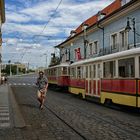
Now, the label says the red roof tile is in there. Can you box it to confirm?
[75,0,121,34]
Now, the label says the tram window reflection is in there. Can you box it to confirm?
[118,58,134,78]
[103,61,115,78]
[62,67,67,75]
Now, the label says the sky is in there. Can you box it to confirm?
[2,0,114,69]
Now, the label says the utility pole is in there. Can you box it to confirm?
[8,60,12,76]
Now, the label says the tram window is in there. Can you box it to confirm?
[81,67,84,79]
[58,68,61,76]
[83,66,86,78]
[52,69,54,76]
[89,65,92,78]
[62,67,67,75]
[93,65,96,78]
[68,68,70,76]
[86,66,88,78]
[104,61,116,78]
[70,68,76,78]
[118,58,134,77]
[54,68,56,76]
[77,66,81,79]
[97,64,100,78]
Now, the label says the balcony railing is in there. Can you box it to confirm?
[99,42,140,56]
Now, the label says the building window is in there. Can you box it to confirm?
[118,58,135,77]
[111,33,117,50]
[97,11,106,21]
[121,0,131,6]
[89,43,93,55]
[66,49,70,61]
[75,48,81,60]
[120,30,127,49]
[93,41,98,54]
[104,61,116,78]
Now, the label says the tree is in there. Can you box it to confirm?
[49,55,60,67]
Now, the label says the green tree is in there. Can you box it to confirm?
[49,56,60,67]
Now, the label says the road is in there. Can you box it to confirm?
[0,74,140,140]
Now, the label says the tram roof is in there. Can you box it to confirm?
[70,47,140,66]
[47,63,69,69]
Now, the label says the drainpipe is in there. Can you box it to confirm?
[97,23,104,55]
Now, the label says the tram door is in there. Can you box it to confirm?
[92,63,101,97]
[85,63,101,96]
[85,65,91,95]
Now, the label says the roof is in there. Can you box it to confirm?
[54,0,139,48]
[75,0,121,35]
[55,0,122,48]
[47,62,70,69]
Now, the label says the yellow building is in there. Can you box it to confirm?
[0,0,5,48]
[0,0,5,83]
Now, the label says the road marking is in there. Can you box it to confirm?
[0,106,10,128]
[8,83,35,86]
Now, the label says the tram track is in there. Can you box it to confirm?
[52,87,140,115]
[46,91,140,139]
[30,95,88,140]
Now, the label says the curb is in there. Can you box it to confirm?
[8,86,26,128]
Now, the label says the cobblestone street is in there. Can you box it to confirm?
[0,86,139,140]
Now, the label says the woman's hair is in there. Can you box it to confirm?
[39,71,44,75]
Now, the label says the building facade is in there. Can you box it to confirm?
[0,0,5,83]
[56,0,140,64]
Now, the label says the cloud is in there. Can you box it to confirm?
[3,0,114,68]
[6,12,30,23]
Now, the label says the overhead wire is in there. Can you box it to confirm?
[29,0,63,67]
[8,0,64,67]
[33,0,63,41]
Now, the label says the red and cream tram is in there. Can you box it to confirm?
[46,48,140,108]
[44,63,69,88]
[69,47,140,108]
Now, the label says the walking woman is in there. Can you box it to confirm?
[36,71,48,110]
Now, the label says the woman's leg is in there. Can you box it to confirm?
[37,90,42,104]
[40,92,46,109]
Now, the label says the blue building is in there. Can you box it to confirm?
[55,0,140,64]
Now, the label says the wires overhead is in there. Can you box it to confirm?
[38,0,63,37]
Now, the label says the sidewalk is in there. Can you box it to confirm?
[0,84,25,129]
[0,84,10,128]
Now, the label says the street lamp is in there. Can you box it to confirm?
[125,17,140,48]
[82,23,89,59]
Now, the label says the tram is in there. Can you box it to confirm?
[44,63,69,89]
[46,47,140,108]
[69,47,140,108]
